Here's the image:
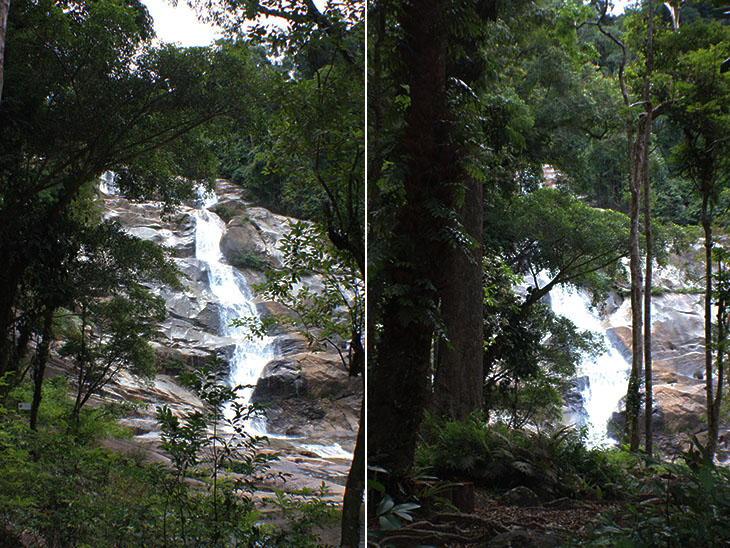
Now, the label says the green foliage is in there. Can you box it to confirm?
[491,187,630,291]
[156,356,336,547]
[415,415,632,500]
[0,0,263,382]
[235,221,364,372]
[7,376,132,440]
[375,494,419,531]
[0,365,335,547]
[212,201,249,224]
[230,252,268,271]
[575,439,730,547]
[481,256,604,427]
[158,355,189,376]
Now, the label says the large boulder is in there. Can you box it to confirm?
[219,217,268,264]
[252,352,361,438]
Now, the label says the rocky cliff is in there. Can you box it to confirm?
[591,246,729,458]
[99,179,361,451]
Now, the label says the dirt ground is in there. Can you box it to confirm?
[367,490,618,548]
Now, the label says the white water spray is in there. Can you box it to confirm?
[193,191,274,433]
[547,283,630,447]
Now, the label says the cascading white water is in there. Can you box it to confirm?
[193,192,274,433]
[99,171,118,195]
[548,283,630,447]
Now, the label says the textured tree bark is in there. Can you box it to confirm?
[30,307,54,431]
[626,120,644,452]
[369,0,451,474]
[432,177,484,420]
[712,296,726,461]
[702,190,718,459]
[340,395,364,547]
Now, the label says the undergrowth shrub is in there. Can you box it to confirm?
[230,252,267,270]
[0,370,337,548]
[415,413,634,499]
[575,439,730,547]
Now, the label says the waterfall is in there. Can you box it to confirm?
[193,192,274,433]
[99,171,118,195]
[548,283,630,447]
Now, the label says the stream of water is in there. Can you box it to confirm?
[193,192,274,434]
[547,283,630,447]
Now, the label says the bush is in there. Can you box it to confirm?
[415,414,633,500]
[230,252,267,270]
[0,372,336,548]
[575,441,730,547]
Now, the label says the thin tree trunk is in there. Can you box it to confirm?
[340,394,365,548]
[702,191,717,458]
[626,122,644,452]
[643,0,655,457]
[30,308,54,431]
[643,203,653,455]
[595,0,644,451]
[712,297,726,460]
[0,0,9,104]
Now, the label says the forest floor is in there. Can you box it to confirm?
[368,489,619,548]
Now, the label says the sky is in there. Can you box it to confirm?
[141,1,636,48]
[609,0,636,15]
[142,0,221,47]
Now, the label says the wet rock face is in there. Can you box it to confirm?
[252,352,361,439]
[598,252,729,455]
[101,180,361,440]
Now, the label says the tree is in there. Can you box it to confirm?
[583,0,665,451]
[61,291,165,427]
[481,257,602,428]
[642,0,656,457]
[0,0,258,383]
[367,0,535,477]
[658,18,730,457]
[491,187,631,304]
[25,212,179,430]
[480,187,629,428]
[369,0,472,474]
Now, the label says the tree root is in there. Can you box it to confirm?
[370,513,507,547]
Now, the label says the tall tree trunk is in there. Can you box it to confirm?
[369,0,451,474]
[30,307,54,431]
[432,177,484,420]
[370,297,436,473]
[643,195,654,455]
[702,190,718,458]
[340,394,365,547]
[643,0,655,457]
[0,0,9,104]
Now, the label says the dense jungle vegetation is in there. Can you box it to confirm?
[368,0,730,546]
[0,0,364,546]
